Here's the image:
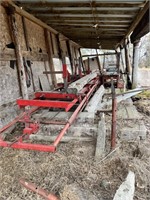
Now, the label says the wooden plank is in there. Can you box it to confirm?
[43,71,63,74]
[82,52,116,57]
[67,71,98,94]
[95,113,106,160]
[39,74,51,91]
[29,135,94,142]
[85,85,105,112]
[19,2,144,8]
[30,9,138,15]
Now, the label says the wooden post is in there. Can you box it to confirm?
[66,40,73,75]
[96,49,102,74]
[22,16,29,51]
[124,40,132,76]
[44,29,57,87]
[103,53,105,69]
[6,6,28,99]
[132,39,140,89]
[78,48,85,73]
[116,51,120,73]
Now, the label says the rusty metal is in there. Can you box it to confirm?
[19,179,59,200]
[111,79,117,149]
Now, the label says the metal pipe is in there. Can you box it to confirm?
[19,179,59,200]
[111,79,117,149]
[53,78,99,147]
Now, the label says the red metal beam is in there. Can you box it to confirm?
[0,107,39,134]
[17,99,78,112]
[111,79,117,149]
[0,141,56,152]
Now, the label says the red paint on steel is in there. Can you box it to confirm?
[65,98,78,112]
[0,141,56,152]
[63,64,67,79]
[111,79,117,149]
[53,78,99,147]
[35,92,77,100]
[17,99,77,112]
[0,107,38,134]
[19,179,59,200]
[111,97,117,149]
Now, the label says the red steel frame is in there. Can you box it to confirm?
[0,77,99,152]
[17,98,78,112]
[17,91,79,112]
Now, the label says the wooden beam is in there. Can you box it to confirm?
[6,6,28,99]
[19,2,144,8]
[44,29,57,87]
[29,9,138,15]
[30,135,94,143]
[118,1,149,46]
[85,85,105,112]
[43,16,133,21]
[21,16,29,51]
[43,71,62,74]
[131,9,149,42]
[82,52,116,57]
[67,71,98,94]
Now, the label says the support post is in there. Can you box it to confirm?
[132,39,140,89]
[124,40,132,76]
[116,51,120,73]
[96,49,102,74]
[103,53,105,69]
[79,48,85,74]
[6,6,28,99]
[111,79,117,149]
[22,16,29,51]
[62,57,68,92]
[44,29,57,87]
[66,40,73,75]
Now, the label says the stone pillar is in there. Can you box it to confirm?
[132,39,140,89]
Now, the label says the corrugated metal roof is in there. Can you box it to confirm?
[15,0,148,49]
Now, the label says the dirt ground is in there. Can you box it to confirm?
[0,99,150,200]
